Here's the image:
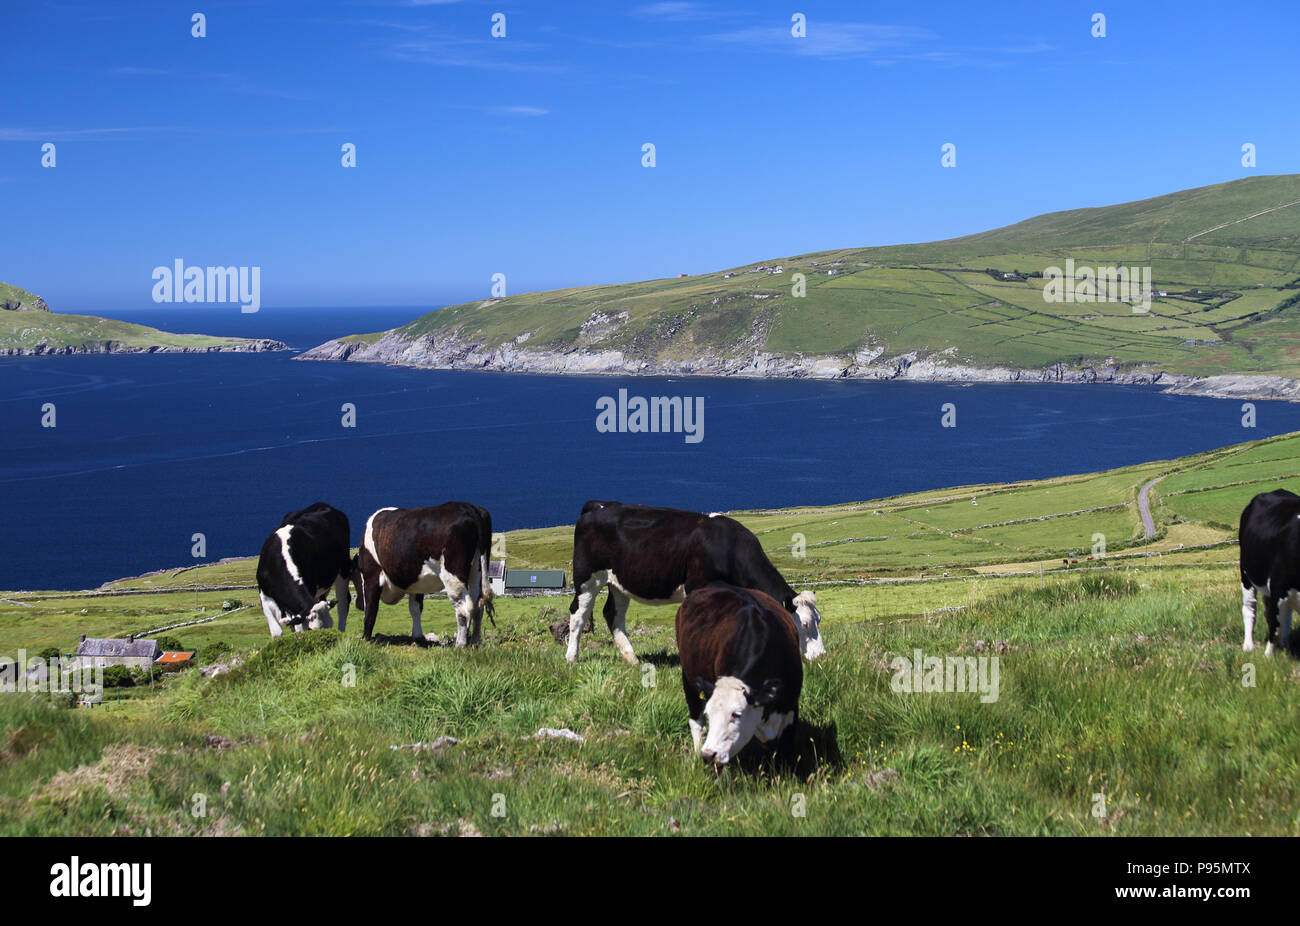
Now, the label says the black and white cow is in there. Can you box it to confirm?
[676,582,802,766]
[353,503,495,646]
[1239,489,1300,656]
[256,502,352,638]
[567,500,825,664]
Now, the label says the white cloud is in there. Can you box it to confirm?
[0,127,142,141]
[710,21,935,59]
[634,2,716,21]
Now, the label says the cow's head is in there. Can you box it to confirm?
[305,600,333,631]
[791,590,826,660]
[696,675,785,766]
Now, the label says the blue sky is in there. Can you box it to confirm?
[2,0,1298,313]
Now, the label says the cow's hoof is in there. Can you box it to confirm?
[1243,641,1255,652]
[1265,643,1275,657]
[423,633,440,643]
[619,651,639,666]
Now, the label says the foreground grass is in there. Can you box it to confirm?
[0,565,1295,836]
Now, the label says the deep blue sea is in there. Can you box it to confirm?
[3,305,1298,591]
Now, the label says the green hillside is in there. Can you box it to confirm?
[309,175,1300,382]
[0,283,286,354]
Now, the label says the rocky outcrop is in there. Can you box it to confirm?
[0,283,50,313]
[0,338,288,357]
[297,329,1300,402]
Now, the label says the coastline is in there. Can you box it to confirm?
[0,338,289,357]
[297,331,1300,403]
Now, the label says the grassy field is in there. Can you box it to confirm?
[2,432,1299,835]
[321,175,1300,381]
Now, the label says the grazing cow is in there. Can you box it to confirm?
[353,503,495,646]
[256,502,352,638]
[676,583,802,766]
[1239,489,1300,656]
[567,500,825,664]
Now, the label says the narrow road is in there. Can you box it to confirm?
[1137,476,1166,539]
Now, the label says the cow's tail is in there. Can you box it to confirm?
[479,547,497,628]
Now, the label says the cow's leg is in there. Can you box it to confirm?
[777,709,799,766]
[468,599,483,647]
[260,592,285,639]
[1279,595,1294,656]
[1263,592,1280,657]
[360,568,382,641]
[334,574,351,633]
[566,571,605,663]
[408,594,425,640]
[442,588,472,647]
[1241,584,1257,652]
[603,589,637,665]
[684,673,705,754]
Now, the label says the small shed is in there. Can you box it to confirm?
[155,651,195,671]
[73,635,161,670]
[503,569,566,595]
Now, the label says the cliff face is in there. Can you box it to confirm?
[296,328,1300,401]
[0,338,289,357]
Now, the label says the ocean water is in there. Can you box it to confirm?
[2,306,1297,590]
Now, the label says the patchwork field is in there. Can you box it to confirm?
[2,431,1299,835]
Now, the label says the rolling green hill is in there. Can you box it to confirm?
[0,283,288,356]
[301,175,1300,396]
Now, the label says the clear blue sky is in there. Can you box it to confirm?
[3,0,1297,312]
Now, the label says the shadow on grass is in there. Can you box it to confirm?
[369,633,444,649]
[724,718,841,782]
[639,649,681,668]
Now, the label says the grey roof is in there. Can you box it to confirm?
[504,569,566,589]
[75,637,161,659]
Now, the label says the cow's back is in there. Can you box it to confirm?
[368,502,485,588]
[688,514,794,605]
[677,583,801,704]
[575,501,703,585]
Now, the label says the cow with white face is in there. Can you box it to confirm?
[676,582,802,766]
[352,502,495,646]
[568,500,826,664]
[255,502,352,637]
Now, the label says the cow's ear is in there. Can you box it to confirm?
[695,676,714,699]
[753,678,784,706]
